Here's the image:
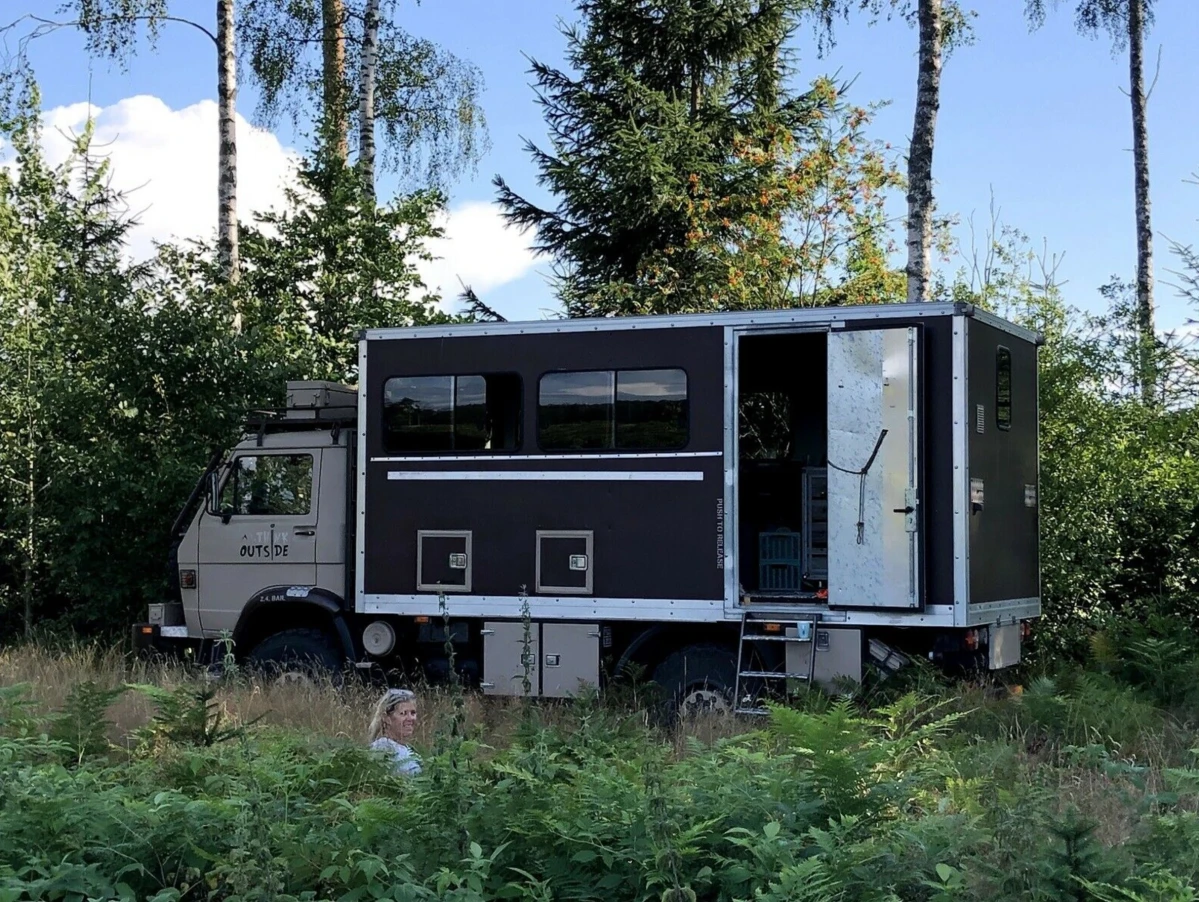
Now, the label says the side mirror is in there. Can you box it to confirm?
[206,469,233,523]
[205,469,220,514]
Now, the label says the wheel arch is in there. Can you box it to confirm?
[231,586,357,662]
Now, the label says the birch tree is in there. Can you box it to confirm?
[812,0,974,303]
[238,0,486,192]
[1026,0,1158,403]
[906,0,942,304]
[358,0,380,199]
[217,0,239,287]
[4,3,242,289]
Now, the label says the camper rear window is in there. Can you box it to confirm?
[382,374,522,453]
[996,347,1012,430]
[538,368,688,451]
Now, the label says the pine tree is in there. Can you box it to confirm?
[494,0,900,317]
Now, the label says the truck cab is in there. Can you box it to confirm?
[141,382,359,671]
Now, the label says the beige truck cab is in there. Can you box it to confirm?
[143,382,360,672]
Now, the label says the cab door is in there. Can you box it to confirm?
[196,450,319,634]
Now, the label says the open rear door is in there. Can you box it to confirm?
[826,327,920,609]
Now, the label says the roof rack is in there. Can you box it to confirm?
[240,381,359,440]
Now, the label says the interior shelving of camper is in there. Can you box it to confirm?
[737,331,829,603]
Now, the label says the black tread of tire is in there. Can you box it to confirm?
[651,643,738,716]
[247,627,342,676]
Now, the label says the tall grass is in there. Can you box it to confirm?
[0,642,745,754]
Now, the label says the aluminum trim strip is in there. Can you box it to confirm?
[362,302,968,342]
[386,470,704,482]
[364,594,726,622]
[952,317,969,625]
[355,339,369,613]
[370,451,721,463]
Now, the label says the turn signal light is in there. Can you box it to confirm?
[179,569,197,589]
[414,616,430,624]
[964,629,979,650]
[764,622,782,633]
[140,626,154,635]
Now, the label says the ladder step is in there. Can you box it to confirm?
[738,670,812,680]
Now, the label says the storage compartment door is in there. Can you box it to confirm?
[417,530,472,593]
[482,621,539,696]
[541,623,600,697]
[826,327,920,609]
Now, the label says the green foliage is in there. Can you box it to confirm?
[47,680,126,762]
[1025,0,1156,52]
[128,681,262,749]
[0,76,447,640]
[237,0,489,190]
[0,85,259,637]
[236,148,452,384]
[1042,808,1126,901]
[0,678,1197,901]
[809,0,979,57]
[495,0,902,316]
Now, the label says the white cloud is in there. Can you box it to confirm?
[2,94,540,309]
[416,201,541,307]
[34,95,299,263]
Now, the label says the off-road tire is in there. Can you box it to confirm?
[246,627,344,684]
[651,643,738,722]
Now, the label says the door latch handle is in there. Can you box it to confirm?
[892,507,914,514]
[295,529,315,536]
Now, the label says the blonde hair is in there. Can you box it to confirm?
[367,688,417,743]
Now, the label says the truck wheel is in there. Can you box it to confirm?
[246,627,343,685]
[651,643,737,721]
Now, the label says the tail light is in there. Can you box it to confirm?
[179,569,196,589]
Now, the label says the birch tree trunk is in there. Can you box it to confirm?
[358,0,380,200]
[217,0,239,294]
[322,0,348,162]
[906,0,942,304]
[23,341,35,641]
[1128,0,1155,402]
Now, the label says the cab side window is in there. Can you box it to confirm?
[223,454,313,516]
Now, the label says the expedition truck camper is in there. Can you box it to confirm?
[136,301,1041,714]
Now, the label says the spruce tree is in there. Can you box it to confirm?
[495,0,901,316]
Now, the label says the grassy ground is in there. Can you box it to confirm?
[2,641,1198,901]
[0,642,746,754]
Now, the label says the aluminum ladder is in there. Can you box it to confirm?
[733,612,818,715]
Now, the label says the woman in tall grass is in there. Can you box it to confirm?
[367,688,422,775]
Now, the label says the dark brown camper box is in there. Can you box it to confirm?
[350,302,1040,712]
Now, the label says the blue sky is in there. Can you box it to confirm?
[11,0,1199,330]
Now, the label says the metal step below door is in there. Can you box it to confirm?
[733,613,817,716]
